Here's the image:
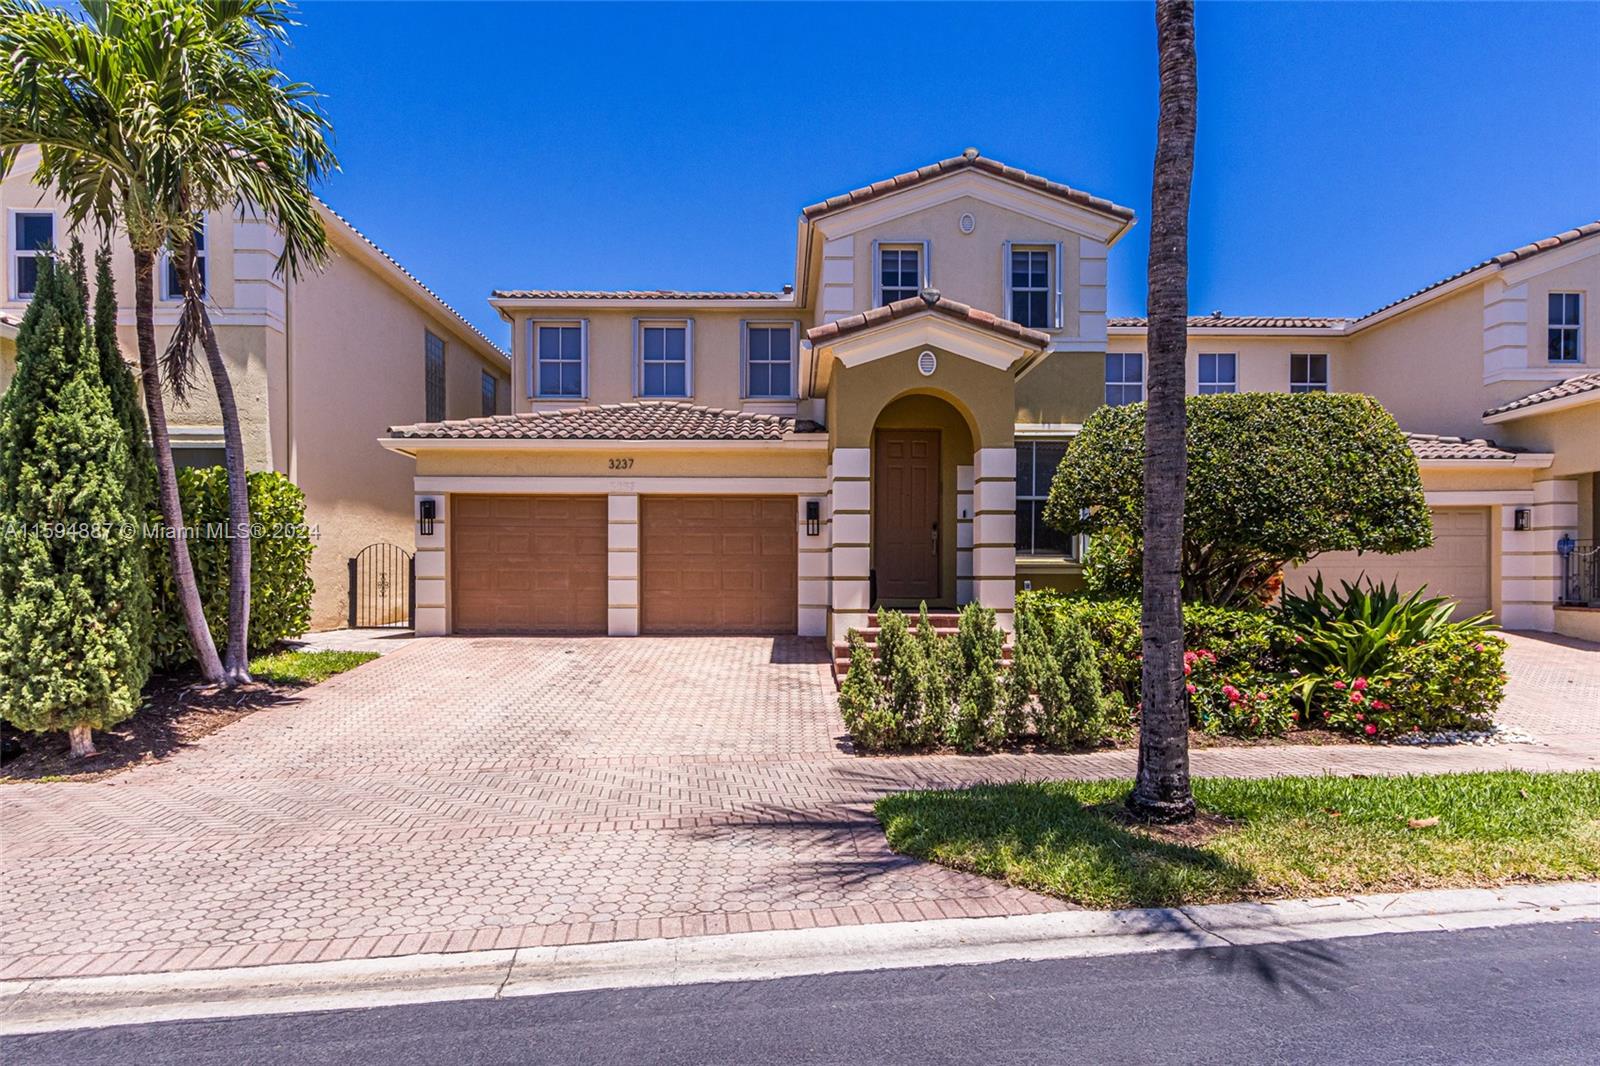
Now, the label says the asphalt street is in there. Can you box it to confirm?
[7,922,1599,1065]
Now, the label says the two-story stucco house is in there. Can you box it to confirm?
[3,148,514,628]
[380,150,1599,650]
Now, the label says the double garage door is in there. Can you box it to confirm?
[451,495,796,635]
[1285,507,1493,619]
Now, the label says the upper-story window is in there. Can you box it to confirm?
[160,222,206,301]
[637,320,691,398]
[534,322,586,398]
[1290,353,1329,393]
[1549,293,1582,363]
[877,243,925,305]
[481,370,498,417]
[11,211,54,299]
[424,330,446,422]
[1015,440,1076,558]
[744,322,795,399]
[1008,245,1056,329]
[1198,353,1237,394]
[1105,353,1144,406]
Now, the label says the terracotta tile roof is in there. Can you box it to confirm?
[1404,433,1520,461]
[1483,372,1600,419]
[806,290,1051,349]
[1107,315,1352,329]
[387,401,822,442]
[800,148,1135,223]
[1363,220,1600,319]
[492,289,788,301]
[317,200,509,360]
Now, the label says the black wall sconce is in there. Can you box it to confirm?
[805,499,821,537]
[419,498,437,536]
[1513,507,1531,532]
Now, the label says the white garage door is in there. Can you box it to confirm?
[1286,507,1492,619]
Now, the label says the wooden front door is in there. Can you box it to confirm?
[873,430,941,602]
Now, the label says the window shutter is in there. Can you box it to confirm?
[920,240,932,290]
[1053,240,1065,329]
[739,318,750,399]
[632,318,642,397]
[684,318,695,398]
[526,320,536,399]
[579,319,590,398]
[1001,240,1012,320]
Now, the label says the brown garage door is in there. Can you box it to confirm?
[1286,507,1492,619]
[450,495,608,634]
[640,496,797,634]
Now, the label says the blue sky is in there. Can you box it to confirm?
[285,2,1600,344]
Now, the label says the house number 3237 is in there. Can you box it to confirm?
[608,457,635,470]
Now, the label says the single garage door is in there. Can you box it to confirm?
[640,496,797,634]
[1286,507,1492,619]
[450,495,608,634]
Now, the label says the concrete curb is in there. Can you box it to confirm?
[2,882,1595,1036]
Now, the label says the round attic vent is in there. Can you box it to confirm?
[958,211,976,235]
[918,349,938,377]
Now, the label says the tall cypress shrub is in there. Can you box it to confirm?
[0,256,147,757]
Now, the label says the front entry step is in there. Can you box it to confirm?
[831,612,1012,684]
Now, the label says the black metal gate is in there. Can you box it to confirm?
[347,542,415,629]
[1560,539,1599,607]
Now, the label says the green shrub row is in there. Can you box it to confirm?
[147,467,315,670]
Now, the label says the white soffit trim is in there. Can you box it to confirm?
[824,315,1033,372]
[491,297,799,312]
[1014,423,1082,438]
[809,171,1129,246]
[1416,454,1555,469]
[413,475,830,495]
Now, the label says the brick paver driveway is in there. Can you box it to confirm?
[2,632,1596,980]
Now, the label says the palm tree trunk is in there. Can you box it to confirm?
[1128,0,1198,823]
[133,248,225,684]
[173,241,252,684]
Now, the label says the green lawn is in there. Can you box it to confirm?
[247,649,378,686]
[875,771,1600,909]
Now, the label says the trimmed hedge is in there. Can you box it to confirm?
[148,468,314,669]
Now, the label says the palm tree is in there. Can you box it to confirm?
[1128,0,1198,823]
[1,0,336,684]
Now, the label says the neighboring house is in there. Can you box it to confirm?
[3,150,513,629]
[380,149,1599,646]
[0,311,18,393]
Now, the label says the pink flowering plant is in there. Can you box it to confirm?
[1182,649,1298,738]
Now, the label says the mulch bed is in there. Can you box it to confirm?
[0,670,307,783]
[1090,801,1237,846]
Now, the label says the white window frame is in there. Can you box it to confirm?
[424,330,447,422]
[1548,292,1583,363]
[158,220,207,302]
[1289,352,1329,393]
[1198,352,1237,394]
[9,209,55,301]
[1002,241,1064,329]
[871,239,930,306]
[529,319,589,400]
[740,320,799,400]
[634,318,693,399]
[1015,438,1081,560]
[1105,352,1144,406]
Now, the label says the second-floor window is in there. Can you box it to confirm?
[481,370,498,417]
[160,223,206,301]
[12,211,54,299]
[744,322,794,399]
[1105,353,1144,406]
[638,321,690,397]
[1549,293,1582,362]
[1198,353,1237,394]
[1290,353,1329,393]
[1015,440,1076,558]
[535,323,585,398]
[425,331,446,421]
[878,244,923,305]
[1009,247,1053,329]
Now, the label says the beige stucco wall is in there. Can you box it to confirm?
[0,335,15,394]
[846,195,1085,334]
[828,346,1015,452]
[411,444,826,479]
[291,242,510,629]
[509,309,807,414]
[1522,255,1597,368]
[1495,404,1600,479]
[1014,350,1103,425]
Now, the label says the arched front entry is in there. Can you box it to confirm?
[870,393,975,609]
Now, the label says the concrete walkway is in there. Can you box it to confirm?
[0,632,1594,982]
